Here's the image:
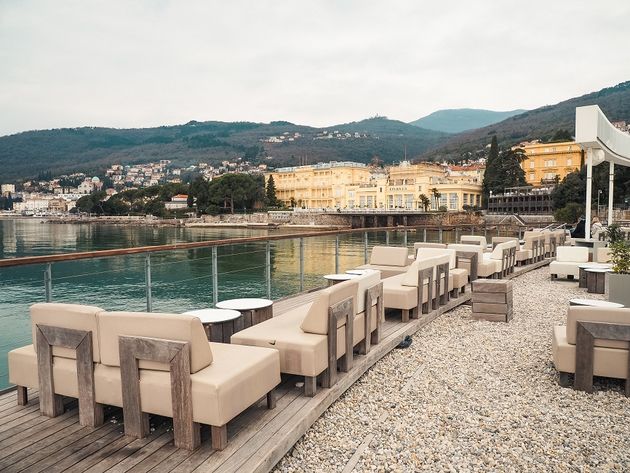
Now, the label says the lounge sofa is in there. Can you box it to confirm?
[231,271,383,397]
[549,246,589,280]
[482,240,518,277]
[355,246,410,278]
[414,247,469,297]
[516,231,544,265]
[8,303,281,451]
[447,244,496,279]
[552,305,630,391]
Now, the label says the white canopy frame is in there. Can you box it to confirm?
[575,105,630,239]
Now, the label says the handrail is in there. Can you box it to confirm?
[0,224,482,268]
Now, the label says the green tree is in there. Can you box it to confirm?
[418,193,431,211]
[265,175,280,207]
[549,129,573,142]
[500,147,527,188]
[207,174,264,213]
[554,202,583,224]
[482,135,500,206]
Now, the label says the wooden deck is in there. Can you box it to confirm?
[0,259,549,472]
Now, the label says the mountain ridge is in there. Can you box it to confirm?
[409,108,527,133]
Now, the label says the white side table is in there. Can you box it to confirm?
[323,273,357,286]
[184,308,242,343]
[216,298,274,329]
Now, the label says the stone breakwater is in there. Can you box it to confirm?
[274,267,630,472]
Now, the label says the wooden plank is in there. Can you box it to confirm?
[98,432,175,473]
[44,429,126,472]
[472,279,513,292]
[64,430,140,472]
[472,302,511,314]
[471,292,511,304]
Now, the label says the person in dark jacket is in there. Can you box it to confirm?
[571,216,586,239]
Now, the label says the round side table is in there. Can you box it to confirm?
[323,273,357,286]
[578,263,612,288]
[216,298,274,329]
[184,308,242,343]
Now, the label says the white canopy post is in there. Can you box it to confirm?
[608,162,614,225]
[585,150,593,240]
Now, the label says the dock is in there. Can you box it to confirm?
[0,260,549,473]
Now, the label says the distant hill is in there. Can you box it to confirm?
[409,108,526,133]
[0,117,450,181]
[422,81,630,160]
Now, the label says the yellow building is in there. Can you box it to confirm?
[519,141,582,186]
[268,160,483,211]
[268,161,371,209]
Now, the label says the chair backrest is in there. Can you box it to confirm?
[352,270,381,313]
[523,233,540,251]
[369,246,410,267]
[415,247,456,269]
[460,235,487,248]
[556,246,589,263]
[413,242,447,250]
[97,311,213,373]
[300,280,358,335]
[489,241,516,260]
[401,255,447,287]
[447,244,484,264]
[566,306,630,349]
[31,303,104,362]
[492,237,518,249]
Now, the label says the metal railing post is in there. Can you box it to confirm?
[403,229,408,247]
[471,226,474,235]
[423,228,427,242]
[335,235,340,274]
[363,232,369,263]
[44,263,52,302]
[299,238,304,291]
[265,242,271,299]
[439,227,443,243]
[518,227,522,240]
[212,246,218,305]
[385,230,389,245]
[145,254,153,312]
[455,227,459,243]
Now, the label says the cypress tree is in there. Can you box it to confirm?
[265,175,279,207]
[482,135,499,207]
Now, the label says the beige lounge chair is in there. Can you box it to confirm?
[355,246,410,278]
[9,303,281,451]
[231,271,383,397]
[447,244,496,278]
[382,255,450,322]
[516,231,544,265]
[549,246,589,280]
[414,247,469,297]
[552,305,630,391]
[482,240,518,277]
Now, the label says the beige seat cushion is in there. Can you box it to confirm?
[382,273,432,310]
[8,344,80,397]
[516,249,533,261]
[97,311,213,373]
[415,248,457,269]
[451,268,468,289]
[231,303,377,377]
[556,246,589,263]
[552,326,628,379]
[566,306,630,350]
[447,244,494,276]
[549,261,582,278]
[95,342,280,427]
[413,242,447,250]
[31,303,104,362]
[353,271,381,313]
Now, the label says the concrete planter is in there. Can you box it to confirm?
[608,273,630,307]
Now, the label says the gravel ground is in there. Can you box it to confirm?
[273,266,630,472]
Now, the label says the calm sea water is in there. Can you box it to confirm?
[0,218,486,389]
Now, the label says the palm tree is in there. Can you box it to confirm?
[431,188,441,210]
[418,193,431,211]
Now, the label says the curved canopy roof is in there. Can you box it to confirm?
[575,105,630,167]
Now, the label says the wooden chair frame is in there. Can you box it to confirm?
[435,262,450,307]
[359,282,384,355]
[456,251,478,282]
[321,297,354,390]
[574,321,630,397]
[415,267,434,319]
[118,335,200,450]
[35,324,103,427]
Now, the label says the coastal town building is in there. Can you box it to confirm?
[1,184,16,196]
[267,160,484,211]
[518,141,582,186]
[164,194,189,210]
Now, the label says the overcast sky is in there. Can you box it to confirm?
[1,0,629,136]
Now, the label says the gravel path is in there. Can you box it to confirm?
[274,267,630,472]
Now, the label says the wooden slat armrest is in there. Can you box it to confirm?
[455,251,478,281]
[417,267,433,315]
[362,282,384,353]
[325,297,354,389]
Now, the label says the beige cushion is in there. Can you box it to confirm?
[413,242,447,250]
[94,342,280,427]
[369,246,410,267]
[8,344,80,397]
[401,256,445,287]
[97,311,213,373]
[460,235,487,248]
[415,248,457,268]
[553,326,628,379]
[451,268,468,289]
[549,261,582,278]
[300,280,358,335]
[566,306,630,349]
[488,241,516,260]
[516,249,533,261]
[383,273,429,310]
[353,271,381,313]
[31,303,104,362]
[556,246,589,263]
[355,264,407,279]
